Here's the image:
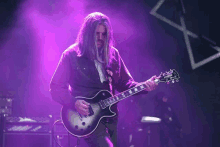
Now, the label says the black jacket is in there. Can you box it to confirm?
[50,44,148,112]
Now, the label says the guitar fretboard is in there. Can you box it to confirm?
[99,83,147,109]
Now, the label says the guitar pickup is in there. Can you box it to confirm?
[88,105,94,116]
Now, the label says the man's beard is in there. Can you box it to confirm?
[96,45,105,63]
[97,39,104,48]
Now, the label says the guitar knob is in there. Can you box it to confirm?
[172,80,175,83]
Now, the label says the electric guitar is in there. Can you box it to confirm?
[61,69,180,137]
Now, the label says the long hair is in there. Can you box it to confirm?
[75,12,115,66]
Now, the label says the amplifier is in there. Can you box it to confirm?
[1,116,53,147]
[3,133,52,147]
[0,107,12,116]
[0,98,13,115]
[0,98,12,107]
[0,91,14,116]
[5,116,51,123]
[4,116,52,133]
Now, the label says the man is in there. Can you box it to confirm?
[50,12,158,147]
[154,92,183,147]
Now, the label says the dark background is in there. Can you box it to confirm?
[0,0,219,146]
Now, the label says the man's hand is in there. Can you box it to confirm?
[145,75,158,91]
[75,100,90,116]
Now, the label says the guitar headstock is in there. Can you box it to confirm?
[156,69,180,84]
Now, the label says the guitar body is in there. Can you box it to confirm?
[61,90,116,137]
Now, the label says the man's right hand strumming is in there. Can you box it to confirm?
[75,100,90,116]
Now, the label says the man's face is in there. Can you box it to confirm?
[95,24,107,49]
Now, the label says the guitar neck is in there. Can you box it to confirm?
[101,79,160,108]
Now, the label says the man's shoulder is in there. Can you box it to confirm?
[111,46,119,53]
[110,46,120,59]
[63,43,79,57]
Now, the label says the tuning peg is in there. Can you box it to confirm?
[172,80,175,83]
[176,79,179,82]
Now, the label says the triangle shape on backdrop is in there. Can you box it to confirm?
[150,0,220,70]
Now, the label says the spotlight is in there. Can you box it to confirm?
[141,116,161,123]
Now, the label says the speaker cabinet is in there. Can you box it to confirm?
[3,133,52,147]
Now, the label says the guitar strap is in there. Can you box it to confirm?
[104,67,119,122]
[105,67,115,95]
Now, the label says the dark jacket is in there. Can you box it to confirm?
[50,43,148,112]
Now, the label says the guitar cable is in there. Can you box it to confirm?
[52,119,63,147]
[52,119,80,147]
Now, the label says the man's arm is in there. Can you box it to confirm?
[49,51,76,107]
[114,50,157,93]
[114,50,149,94]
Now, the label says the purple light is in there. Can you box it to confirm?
[105,136,113,147]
